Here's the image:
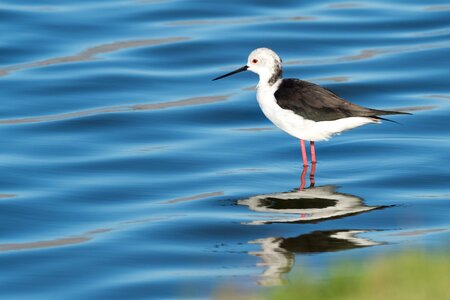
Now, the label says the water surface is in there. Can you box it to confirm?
[0,0,449,299]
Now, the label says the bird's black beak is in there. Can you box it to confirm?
[212,65,248,81]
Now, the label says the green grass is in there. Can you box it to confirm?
[216,251,450,300]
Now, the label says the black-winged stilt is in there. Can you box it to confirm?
[213,48,410,166]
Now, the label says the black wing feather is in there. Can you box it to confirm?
[274,79,409,122]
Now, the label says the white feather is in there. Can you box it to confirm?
[256,79,376,141]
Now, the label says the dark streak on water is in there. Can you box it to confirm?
[0,0,449,299]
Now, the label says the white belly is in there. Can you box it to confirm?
[256,83,376,141]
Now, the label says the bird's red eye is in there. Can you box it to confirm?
[252,59,258,64]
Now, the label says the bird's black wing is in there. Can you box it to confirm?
[274,79,408,122]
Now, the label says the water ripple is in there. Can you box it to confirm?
[0,37,189,76]
[285,41,450,66]
[0,95,229,125]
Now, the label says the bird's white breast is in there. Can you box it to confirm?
[256,80,376,141]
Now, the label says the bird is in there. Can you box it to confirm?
[212,48,409,166]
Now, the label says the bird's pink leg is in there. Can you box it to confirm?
[300,139,308,167]
[299,165,308,191]
[310,141,316,164]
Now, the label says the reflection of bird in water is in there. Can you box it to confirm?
[238,172,389,285]
[238,185,387,225]
[213,48,410,166]
[249,230,382,286]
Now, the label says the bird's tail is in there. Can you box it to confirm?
[370,109,411,124]
[372,109,412,116]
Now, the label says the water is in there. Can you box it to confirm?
[0,0,449,299]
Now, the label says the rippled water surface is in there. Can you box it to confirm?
[1,0,449,299]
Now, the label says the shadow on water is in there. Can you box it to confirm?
[238,167,390,285]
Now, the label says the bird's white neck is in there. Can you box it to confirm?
[257,76,282,91]
[255,64,283,88]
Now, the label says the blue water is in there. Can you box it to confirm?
[0,0,449,299]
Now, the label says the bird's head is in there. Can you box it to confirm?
[247,48,282,80]
[213,48,283,85]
